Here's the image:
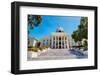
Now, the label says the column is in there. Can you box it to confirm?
[55,36,56,49]
[58,36,59,49]
[61,36,62,49]
[67,38,69,49]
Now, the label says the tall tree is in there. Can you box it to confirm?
[28,15,42,46]
[79,17,88,39]
[71,17,88,46]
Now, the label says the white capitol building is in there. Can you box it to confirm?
[41,26,75,49]
[28,26,87,60]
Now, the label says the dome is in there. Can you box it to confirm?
[56,26,64,32]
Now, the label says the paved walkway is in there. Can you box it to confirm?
[69,49,88,59]
[28,49,88,60]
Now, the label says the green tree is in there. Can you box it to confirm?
[28,15,42,46]
[71,17,88,49]
[79,17,88,39]
[28,15,42,34]
[83,40,88,50]
[72,30,79,42]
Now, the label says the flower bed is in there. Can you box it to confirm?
[28,46,50,58]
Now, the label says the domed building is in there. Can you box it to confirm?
[41,26,72,49]
[50,26,70,49]
[56,26,64,32]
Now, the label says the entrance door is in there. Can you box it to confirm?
[59,46,61,49]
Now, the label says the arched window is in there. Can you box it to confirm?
[59,37,61,40]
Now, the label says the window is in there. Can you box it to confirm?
[59,37,61,40]
[65,37,67,40]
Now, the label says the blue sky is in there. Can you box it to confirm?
[28,15,81,40]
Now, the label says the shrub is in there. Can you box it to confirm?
[39,47,43,51]
[83,40,88,51]
[45,46,49,48]
[28,45,33,48]
[42,46,49,49]
[31,47,39,52]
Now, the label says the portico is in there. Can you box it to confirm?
[51,33,69,49]
[41,26,71,49]
[51,27,69,49]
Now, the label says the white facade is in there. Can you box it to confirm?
[42,26,74,49]
[51,32,69,49]
[28,37,38,46]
